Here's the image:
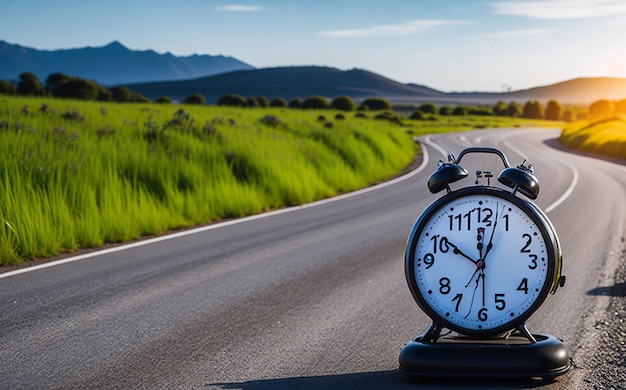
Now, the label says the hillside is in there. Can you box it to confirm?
[128,67,626,105]
[0,40,254,85]
[127,66,448,103]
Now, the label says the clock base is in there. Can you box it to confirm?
[399,333,570,379]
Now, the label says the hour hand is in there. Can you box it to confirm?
[446,241,477,264]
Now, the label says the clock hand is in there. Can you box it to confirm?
[446,241,477,265]
[482,205,500,261]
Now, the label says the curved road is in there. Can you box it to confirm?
[1,128,625,389]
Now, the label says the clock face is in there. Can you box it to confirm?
[406,187,557,337]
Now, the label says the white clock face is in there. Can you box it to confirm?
[407,191,552,335]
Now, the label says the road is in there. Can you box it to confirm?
[1,128,625,389]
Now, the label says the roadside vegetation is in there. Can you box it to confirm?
[558,99,626,160]
[2,71,621,266]
[0,96,419,265]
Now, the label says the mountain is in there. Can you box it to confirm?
[127,66,448,103]
[127,67,626,105]
[0,40,254,85]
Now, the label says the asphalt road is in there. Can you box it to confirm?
[1,128,625,389]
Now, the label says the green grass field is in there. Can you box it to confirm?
[559,116,626,159]
[0,96,563,265]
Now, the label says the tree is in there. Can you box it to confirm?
[418,102,437,114]
[301,95,329,109]
[45,72,71,94]
[522,100,544,119]
[589,99,614,120]
[288,98,302,108]
[55,78,101,100]
[156,96,172,104]
[255,96,269,108]
[493,101,508,116]
[330,96,356,111]
[438,106,452,115]
[218,94,246,107]
[544,100,563,121]
[506,101,522,117]
[452,106,467,116]
[359,98,391,111]
[0,80,16,95]
[270,97,287,107]
[409,110,426,120]
[183,93,205,105]
[110,86,132,102]
[17,72,44,96]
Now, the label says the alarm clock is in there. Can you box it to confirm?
[400,147,569,379]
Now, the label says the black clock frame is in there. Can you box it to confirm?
[405,185,563,339]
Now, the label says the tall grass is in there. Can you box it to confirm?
[559,116,626,159]
[0,96,416,265]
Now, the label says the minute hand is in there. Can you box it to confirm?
[483,205,500,260]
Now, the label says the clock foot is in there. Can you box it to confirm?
[399,333,570,379]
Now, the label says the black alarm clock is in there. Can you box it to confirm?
[399,147,569,379]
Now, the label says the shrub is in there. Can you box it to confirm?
[438,106,452,116]
[0,80,16,95]
[452,106,467,116]
[288,98,302,108]
[184,93,206,105]
[418,102,437,114]
[218,94,247,107]
[270,97,287,107]
[409,110,426,120]
[359,98,391,111]
[301,96,329,109]
[330,96,356,111]
[156,96,172,104]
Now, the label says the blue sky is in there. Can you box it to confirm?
[2,0,626,92]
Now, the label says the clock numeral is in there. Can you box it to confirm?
[423,253,435,269]
[451,293,463,312]
[478,307,488,321]
[477,207,493,226]
[503,214,509,231]
[517,278,529,294]
[447,207,495,231]
[528,254,538,269]
[430,234,450,254]
[439,277,451,295]
[494,293,506,310]
[520,233,532,253]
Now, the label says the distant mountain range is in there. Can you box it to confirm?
[1,40,625,105]
[0,40,254,85]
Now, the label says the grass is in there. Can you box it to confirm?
[559,116,626,159]
[0,96,562,265]
[0,96,419,265]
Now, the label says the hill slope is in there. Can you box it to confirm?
[0,40,254,85]
[127,66,447,103]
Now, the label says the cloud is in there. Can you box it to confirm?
[489,0,626,19]
[319,19,468,37]
[215,5,264,12]
[483,28,552,37]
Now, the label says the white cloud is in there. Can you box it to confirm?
[489,0,626,19]
[319,19,468,37]
[483,28,552,37]
[215,5,264,12]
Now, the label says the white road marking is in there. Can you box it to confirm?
[545,163,579,214]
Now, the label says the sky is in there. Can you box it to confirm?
[2,0,626,92]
